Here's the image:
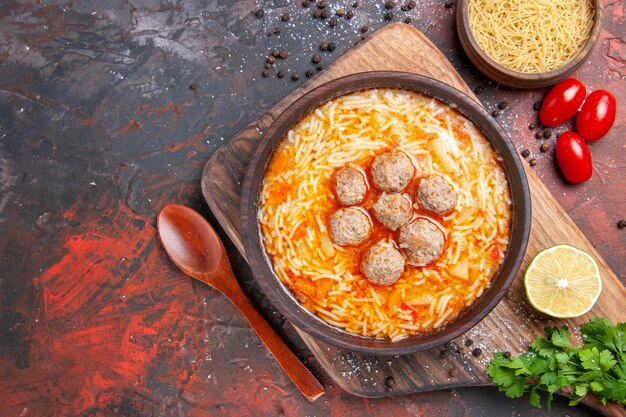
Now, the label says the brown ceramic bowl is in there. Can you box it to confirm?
[240,72,531,355]
[456,0,603,89]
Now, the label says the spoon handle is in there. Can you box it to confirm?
[225,282,325,402]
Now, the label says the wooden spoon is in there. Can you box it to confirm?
[157,204,324,402]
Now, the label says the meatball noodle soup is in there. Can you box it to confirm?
[257,88,511,341]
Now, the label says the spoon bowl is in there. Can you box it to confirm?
[157,204,229,291]
[157,204,324,402]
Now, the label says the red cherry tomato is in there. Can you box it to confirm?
[540,78,586,127]
[576,90,616,142]
[555,131,592,184]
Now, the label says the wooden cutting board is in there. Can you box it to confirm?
[201,24,626,416]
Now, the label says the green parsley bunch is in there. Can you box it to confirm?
[486,318,626,409]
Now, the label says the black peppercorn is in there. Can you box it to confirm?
[291,72,300,81]
[321,9,330,18]
[255,8,265,18]
[618,220,626,229]
[264,62,271,69]
[384,11,394,21]
[540,142,550,152]
[498,101,508,110]
[533,100,542,111]
[385,0,396,9]
[384,376,395,387]
[281,13,290,22]
[312,54,321,63]
[474,85,484,95]
[327,42,336,51]
[317,0,327,8]
[440,350,448,358]
[189,82,198,90]
[361,25,369,33]
[448,367,457,377]
[302,0,311,7]
[346,10,354,18]
[279,50,289,58]
[277,70,285,78]
[353,0,360,7]
[313,9,322,18]
[503,351,511,358]
[464,338,474,347]
[305,69,314,78]
[472,348,483,357]
[535,131,543,140]
[521,149,530,158]
[492,109,500,117]
[316,64,324,71]
[272,49,280,57]
[329,17,338,27]
[529,158,538,166]
[404,17,411,23]
[267,55,277,64]
[528,123,536,129]
[543,129,552,139]
[336,8,346,16]
[262,69,270,77]
[320,42,328,51]
[274,26,281,34]
[444,1,454,8]
[445,341,460,354]
[406,0,416,9]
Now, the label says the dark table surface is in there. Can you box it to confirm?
[1,1,624,416]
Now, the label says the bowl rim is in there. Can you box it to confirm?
[456,0,603,88]
[240,71,531,355]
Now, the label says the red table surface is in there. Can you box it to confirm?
[0,1,623,416]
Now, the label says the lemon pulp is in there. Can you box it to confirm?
[524,245,602,318]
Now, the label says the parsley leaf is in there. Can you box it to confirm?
[600,379,626,403]
[547,325,571,348]
[487,360,518,387]
[486,318,626,409]
[529,387,541,408]
[504,379,526,398]
[531,336,559,358]
[579,347,616,372]
[599,350,617,371]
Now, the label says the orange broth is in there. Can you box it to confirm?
[258,88,511,341]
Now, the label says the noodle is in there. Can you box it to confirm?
[258,89,511,340]
[469,0,594,73]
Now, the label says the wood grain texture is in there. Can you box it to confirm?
[455,0,604,88]
[201,24,626,416]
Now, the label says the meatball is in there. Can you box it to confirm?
[335,167,367,206]
[417,175,457,215]
[361,240,405,285]
[398,219,445,265]
[371,151,414,192]
[372,192,413,231]
[329,207,372,246]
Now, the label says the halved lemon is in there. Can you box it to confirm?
[524,245,602,318]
